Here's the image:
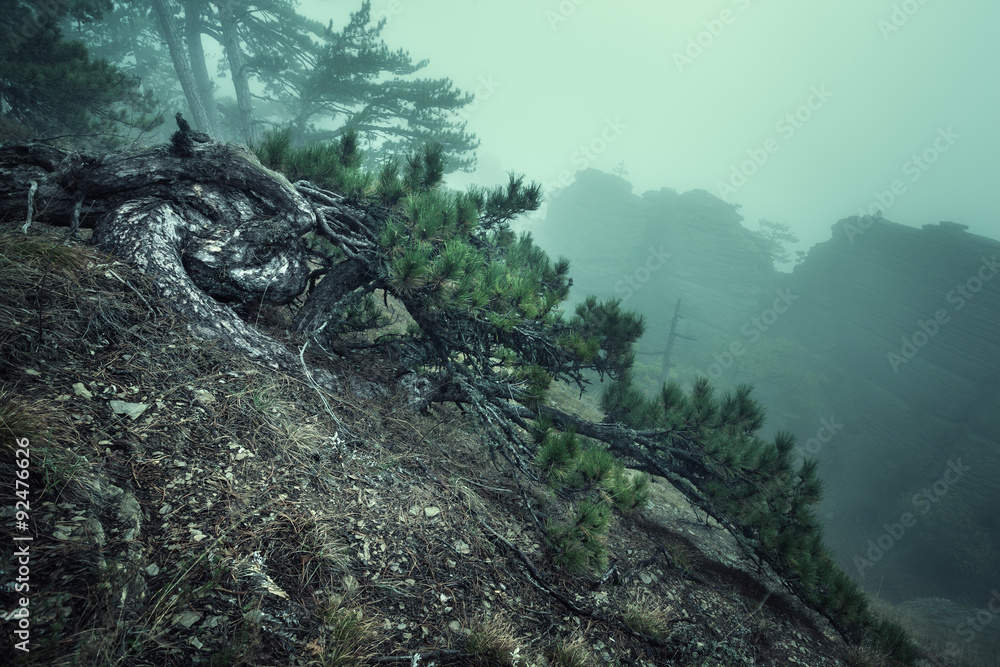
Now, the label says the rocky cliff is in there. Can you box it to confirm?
[536,172,1000,610]
[533,170,777,387]
[773,216,1000,604]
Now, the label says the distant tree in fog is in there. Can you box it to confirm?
[251,1,479,172]
[63,0,478,169]
[0,0,161,148]
[756,218,800,266]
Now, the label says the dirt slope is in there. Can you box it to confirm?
[1,225,927,666]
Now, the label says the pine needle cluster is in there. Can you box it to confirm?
[252,127,365,199]
[597,374,920,663]
[534,423,650,573]
[250,126,917,663]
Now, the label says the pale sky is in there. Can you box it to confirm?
[300,0,999,257]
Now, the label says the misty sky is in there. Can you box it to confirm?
[300,1,999,259]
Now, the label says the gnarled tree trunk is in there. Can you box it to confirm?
[0,132,369,390]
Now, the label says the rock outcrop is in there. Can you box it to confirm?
[773,216,1000,602]
[534,170,776,385]
[536,171,1000,605]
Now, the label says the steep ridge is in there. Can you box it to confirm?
[773,216,1000,604]
[534,173,1000,662]
[1,223,887,667]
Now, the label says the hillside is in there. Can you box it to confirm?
[773,217,1000,602]
[0,224,930,666]
[532,171,1000,665]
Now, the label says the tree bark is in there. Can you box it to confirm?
[293,257,373,334]
[0,138,335,386]
[215,0,257,144]
[151,0,213,132]
[184,0,220,136]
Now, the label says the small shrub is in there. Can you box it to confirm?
[574,445,616,486]
[622,597,673,641]
[533,424,649,574]
[546,637,595,667]
[545,499,611,573]
[607,470,651,510]
[465,616,521,666]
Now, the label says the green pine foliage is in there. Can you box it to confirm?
[595,374,920,664]
[574,446,617,487]
[569,297,644,382]
[0,0,162,148]
[610,470,651,511]
[252,126,364,198]
[545,498,612,573]
[535,428,580,478]
[533,425,650,573]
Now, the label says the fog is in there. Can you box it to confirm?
[300,0,999,256]
[5,1,997,660]
[284,1,1000,618]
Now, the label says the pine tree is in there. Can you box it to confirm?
[68,0,478,167]
[264,1,480,172]
[250,127,919,665]
[252,127,641,462]
[755,218,800,266]
[0,0,161,148]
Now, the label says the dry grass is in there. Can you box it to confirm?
[546,636,597,667]
[308,599,380,667]
[840,639,895,667]
[622,595,674,641]
[0,223,905,667]
[465,614,523,665]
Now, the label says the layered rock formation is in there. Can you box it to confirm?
[772,216,1000,602]
[533,170,777,385]
[535,171,1000,604]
